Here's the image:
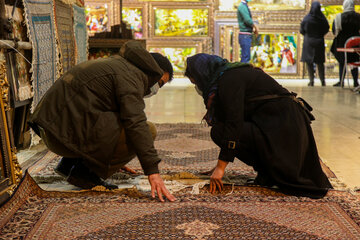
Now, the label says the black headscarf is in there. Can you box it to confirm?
[185,54,250,125]
[307,1,328,23]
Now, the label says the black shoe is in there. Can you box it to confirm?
[54,157,77,177]
[333,82,342,87]
[66,162,118,190]
[308,82,314,87]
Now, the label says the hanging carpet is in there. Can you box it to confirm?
[72,4,88,64]
[23,0,58,110]
[54,0,75,74]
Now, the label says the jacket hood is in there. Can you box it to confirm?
[120,40,164,87]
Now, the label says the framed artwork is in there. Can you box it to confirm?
[0,49,22,205]
[322,5,360,30]
[154,8,209,37]
[218,0,306,11]
[149,2,213,38]
[251,33,298,74]
[150,47,197,73]
[147,38,211,74]
[122,7,144,39]
[85,1,114,36]
[217,23,301,77]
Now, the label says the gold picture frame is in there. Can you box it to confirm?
[216,22,303,78]
[122,1,149,39]
[149,1,214,38]
[85,0,116,36]
[0,49,22,205]
[146,38,212,75]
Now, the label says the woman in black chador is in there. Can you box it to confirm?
[330,0,360,88]
[185,54,332,198]
[300,1,329,86]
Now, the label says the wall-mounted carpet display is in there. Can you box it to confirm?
[73,4,88,64]
[22,0,58,110]
[54,0,75,74]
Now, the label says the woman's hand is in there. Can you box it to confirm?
[209,160,228,194]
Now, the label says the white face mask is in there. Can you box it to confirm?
[144,83,160,98]
[195,85,203,96]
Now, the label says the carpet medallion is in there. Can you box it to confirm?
[29,124,335,185]
[0,172,359,239]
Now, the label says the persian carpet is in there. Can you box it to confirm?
[0,172,360,239]
[54,0,75,73]
[23,0,58,109]
[29,123,335,183]
[72,4,88,64]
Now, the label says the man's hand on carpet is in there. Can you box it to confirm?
[209,160,228,194]
[120,166,138,175]
[148,173,176,202]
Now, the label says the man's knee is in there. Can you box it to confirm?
[147,121,157,140]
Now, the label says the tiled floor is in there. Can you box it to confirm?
[17,77,360,192]
[145,77,360,190]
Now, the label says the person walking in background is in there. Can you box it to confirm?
[237,0,258,63]
[300,1,329,87]
[330,0,360,88]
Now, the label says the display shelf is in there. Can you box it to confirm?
[88,38,145,48]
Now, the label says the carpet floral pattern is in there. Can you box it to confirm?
[0,172,359,239]
[29,123,337,188]
[29,124,257,178]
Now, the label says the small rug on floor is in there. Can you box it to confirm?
[0,172,359,239]
[28,123,336,185]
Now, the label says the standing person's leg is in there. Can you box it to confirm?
[351,67,359,87]
[334,61,345,87]
[306,62,315,86]
[238,34,252,63]
[317,62,325,86]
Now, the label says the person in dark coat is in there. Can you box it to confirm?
[185,53,332,199]
[330,0,360,87]
[29,41,176,202]
[300,1,329,86]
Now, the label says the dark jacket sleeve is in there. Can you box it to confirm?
[216,72,246,162]
[115,77,160,175]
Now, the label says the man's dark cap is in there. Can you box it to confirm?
[150,52,174,81]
